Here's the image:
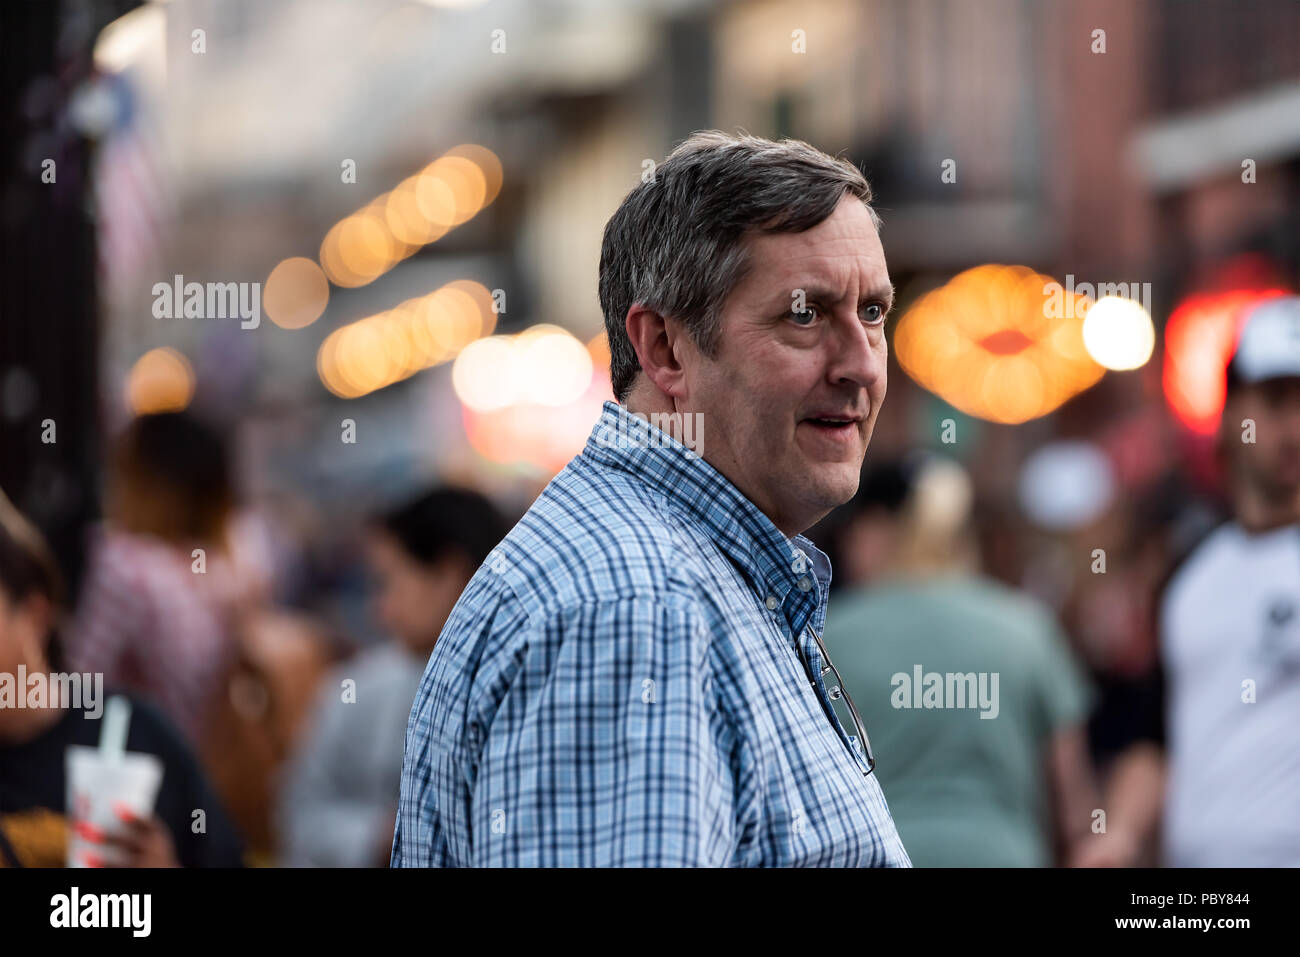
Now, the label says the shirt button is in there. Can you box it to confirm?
[764,594,779,610]
[797,576,813,592]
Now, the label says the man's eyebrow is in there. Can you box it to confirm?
[783,284,895,307]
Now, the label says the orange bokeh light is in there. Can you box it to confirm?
[316,280,496,399]
[127,347,195,414]
[445,143,503,207]
[315,145,501,291]
[264,256,330,329]
[894,264,1105,424]
[461,372,612,473]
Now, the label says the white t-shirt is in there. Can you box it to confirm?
[1161,520,1300,866]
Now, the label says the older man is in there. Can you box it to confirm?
[393,131,910,866]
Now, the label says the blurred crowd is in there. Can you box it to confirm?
[0,410,510,867]
[3,300,1297,869]
[3,0,1298,872]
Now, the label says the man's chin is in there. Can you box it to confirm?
[803,462,862,509]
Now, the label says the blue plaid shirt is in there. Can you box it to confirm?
[392,400,911,867]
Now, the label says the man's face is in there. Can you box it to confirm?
[676,194,891,535]
[1229,377,1300,500]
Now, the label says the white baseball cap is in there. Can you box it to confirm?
[1229,296,1300,386]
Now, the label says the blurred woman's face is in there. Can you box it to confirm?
[365,532,472,655]
[0,588,47,674]
[0,588,52,738]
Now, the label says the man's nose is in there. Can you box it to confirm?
[827,313,885,389]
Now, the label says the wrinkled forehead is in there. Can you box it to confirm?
[739,202,888,300]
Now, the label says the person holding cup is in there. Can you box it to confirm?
[0,488,244,868]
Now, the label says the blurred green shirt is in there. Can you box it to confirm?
[824,574,1093,867]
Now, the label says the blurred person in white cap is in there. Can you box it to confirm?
[1157,295,1300,866]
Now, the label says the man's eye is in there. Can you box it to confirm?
[788,306,818,326]
[862,303,885,324]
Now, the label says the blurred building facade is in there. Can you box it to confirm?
[3,0,1298,584]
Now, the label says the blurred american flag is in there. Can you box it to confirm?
[94,72,170,308]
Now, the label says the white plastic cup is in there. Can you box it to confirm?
[64,694,164,868]
[65,746,164,867]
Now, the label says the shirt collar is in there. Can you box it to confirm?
[583,400,833,638]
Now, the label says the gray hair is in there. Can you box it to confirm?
[598,130,879,402]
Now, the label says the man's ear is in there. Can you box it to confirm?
[625,305,689,399]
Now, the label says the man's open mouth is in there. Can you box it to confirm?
[800,417,860,438]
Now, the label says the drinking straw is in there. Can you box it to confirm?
[98,695,131,759]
